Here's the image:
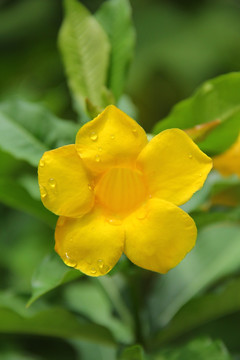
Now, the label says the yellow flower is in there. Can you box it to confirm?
[213,134,240,177]
[38,106,212,276]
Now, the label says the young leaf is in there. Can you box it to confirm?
[28,252,82,307]
[153,72,240,154]
[58,0,110,113]
[95,0,135,101]
[0,99,79,166]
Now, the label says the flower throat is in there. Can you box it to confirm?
[95,167,147,213]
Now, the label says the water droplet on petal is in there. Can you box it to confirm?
[98,147,102,152]
[65,253,77,267]
[95,154,100,162]
[48,178,56,188]
[39,159,45,167]
[199,173,202,177]
[107,217,122,225]
[88,183,93,191]
[90,131,98,141]
[90,267,97,275]
[132,128,137,135]
[97,259,104,269]
[110,134,115,140]
[40,186,47,198]
[189,154,193,159]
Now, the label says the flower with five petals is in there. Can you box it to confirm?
[38,106,212,276]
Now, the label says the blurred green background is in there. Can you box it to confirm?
[2,0,240,126]
[1,0,240,359]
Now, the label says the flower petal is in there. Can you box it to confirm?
[213,133,240,177]
[75,105,148,174]
[137,129,212,205]
[124,198,197,273]
[55,208,124,276]
[38,145,94,217]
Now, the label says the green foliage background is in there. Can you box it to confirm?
[1,0,240,359]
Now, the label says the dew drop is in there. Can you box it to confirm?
[90,267,97,275]
[65,253,77,267]
[98,260,109,274]
[107,217,122,226]
[89,131,98,141]
[110,134,115,140]
[40,186,47,198]
[97,259,104,269]
[95,154,100,162]
[199,173,202,177]
[188,154,193,159]
[39,159,45,167]
[132,128,137,135]
[98,147,102,152]
[48,178,56,188]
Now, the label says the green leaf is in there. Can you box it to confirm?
[0,99,79,166]
[158,338,232,360]
[119,345,145,360]
[154,277,240,347]
[153,72,240,155]
[96,0,135,101]
[0,177,56,227]
[58,0,110,113]
[0,306,115,345]
[17,174,40,200]
[64,280,134,343]
[97,275,134,330]
[28,252,82,307]
[148,223,240,328]
[193,207,240,229]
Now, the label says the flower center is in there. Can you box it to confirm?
[95,167,147,213]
